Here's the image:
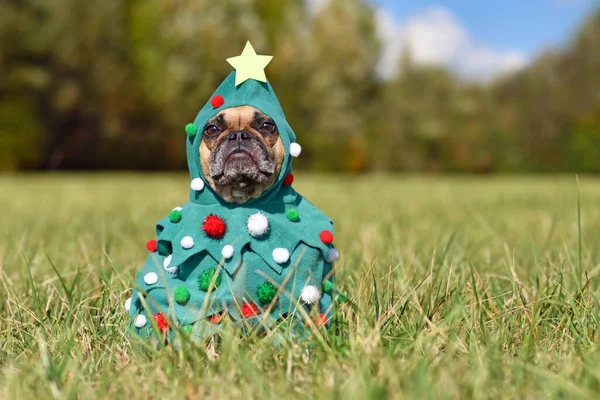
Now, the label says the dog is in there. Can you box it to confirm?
[200,106,285,204]
[126,45,337,343]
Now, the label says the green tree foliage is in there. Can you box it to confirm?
[0,1,599,172]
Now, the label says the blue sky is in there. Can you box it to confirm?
[375,0,598,55]
[370,0,600,79]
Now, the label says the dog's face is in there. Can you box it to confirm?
[200,106,285,204]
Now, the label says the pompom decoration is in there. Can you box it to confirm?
[173,206,183,212]
[146,239,158,252]
[134,314,147,328]
[272,248,290,264]
[203,214,226,239]
[290,142,302,157]
[211,94,225,108]
[257,281,278,304]
[185,123,198,136]
[210,313,222,324]
[320,230,334,244]
[301,285,321,304]
[316,313,327,328]
[247,212,269,238]
[198,268,222,291]
[323,280,334,293]
[221,244,234,259]
[241,302,259,318]
[174,286,190,304]
[144,272,158,285]
[181,236,194,249]
[124,297,132,311]
[153,313,169,332]
[191,178,205,191]
[283,173,294,186]
[169,209,182,223]
[163,254,178,274]
[327,248,339,263]
[286,208,299,222]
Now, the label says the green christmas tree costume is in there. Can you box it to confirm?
[126,44,338,342]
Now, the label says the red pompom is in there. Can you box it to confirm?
[203,214,226,239]
[209,313,222,324]
[241,302,259,318]
[146,239,157,252]
[153,313,169,332]
[316,313,328,327]
[283,173,294,186]
[320,230,334,244]
[211,94,224,108]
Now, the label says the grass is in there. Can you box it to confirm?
[2,173,600,399]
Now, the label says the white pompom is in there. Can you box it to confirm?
[134,314,147,328]
[124,297,132,311]
[327,248,339,263]
[172,206,183,212]
[221,244,234,259]
[191,178,205,191]
[301,285,321,304]
[272,248,290,264]
[290,142,302,157]
[181,236,194,249]
[247,212,269,237]
[163,254,178,274]
[144,272,158,285]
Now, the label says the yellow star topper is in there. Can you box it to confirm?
[226,41,273,86]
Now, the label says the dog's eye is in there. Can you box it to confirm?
[204,125,219,136]
[261,122,275,133]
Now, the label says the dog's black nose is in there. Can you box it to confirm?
[227,130,252,141]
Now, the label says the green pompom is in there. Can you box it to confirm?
[198,268,222,291]
[169,210,182,223]
[174,286,190,304]
[286,208,299,222]
[185,123,198,136]
[323,280,333,293]
[182,325,193,335]
[257,281,278,304]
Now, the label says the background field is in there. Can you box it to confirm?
[2,174,600,399]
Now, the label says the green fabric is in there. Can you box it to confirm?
[128,71,336,341]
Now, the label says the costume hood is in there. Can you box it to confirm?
[186,71,296,206]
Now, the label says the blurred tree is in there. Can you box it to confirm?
[0,1,599,173]
[299,0,379,172]
[491,10,600,172]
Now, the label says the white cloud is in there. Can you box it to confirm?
[304,0,329,14]
[303,1,527,80]
[375,6,528,81]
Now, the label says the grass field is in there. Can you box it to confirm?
[2,174,600,399]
